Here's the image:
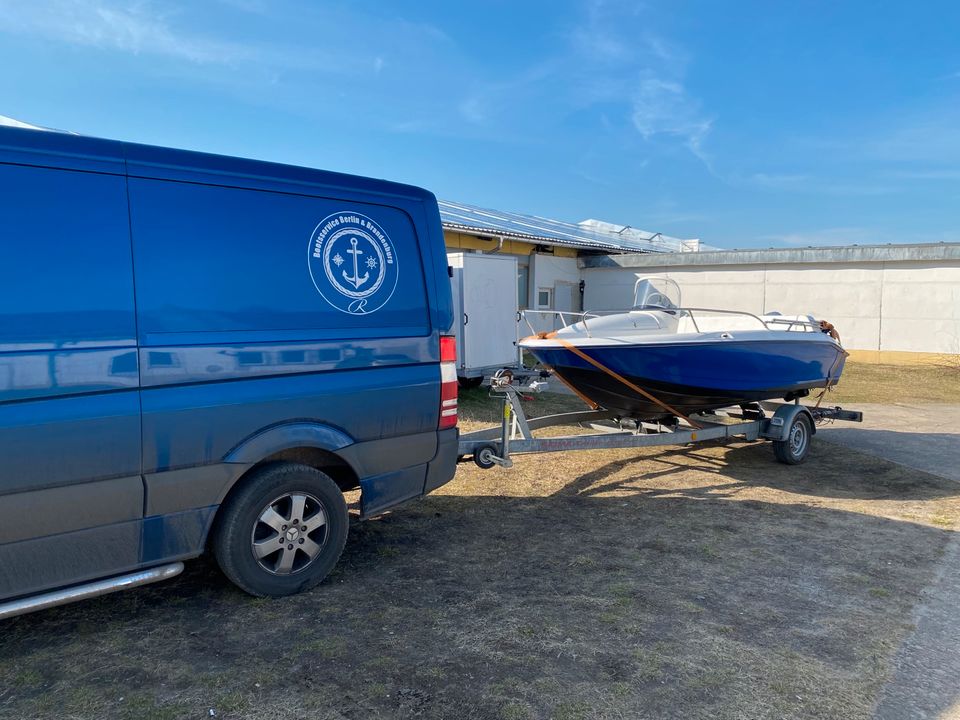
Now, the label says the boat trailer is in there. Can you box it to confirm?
[458,371,862,469]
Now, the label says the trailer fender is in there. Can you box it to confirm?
[761,404,816,442]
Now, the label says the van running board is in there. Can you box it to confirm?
[0,562,185,621]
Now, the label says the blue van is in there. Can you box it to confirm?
[0,126,458,616]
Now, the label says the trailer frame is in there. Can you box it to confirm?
[458,371,862,469]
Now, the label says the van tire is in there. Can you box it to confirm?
[212,462,349,597]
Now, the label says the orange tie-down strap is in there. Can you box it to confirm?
[813,325,849,410]
[550,336,703,429]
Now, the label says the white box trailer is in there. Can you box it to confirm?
[447,252,519,386]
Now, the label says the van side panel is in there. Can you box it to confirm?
[127,179,431,340]
[140,364,438,472]
[0,163,143,601]
[127,177,441,518]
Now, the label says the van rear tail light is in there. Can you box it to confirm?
[439,335,458,430]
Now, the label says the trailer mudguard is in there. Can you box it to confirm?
[761,404,816,441]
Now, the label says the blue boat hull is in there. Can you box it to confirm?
[526,339,846,419]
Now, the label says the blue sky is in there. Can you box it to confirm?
[1,0,958,248]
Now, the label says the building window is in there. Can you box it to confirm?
[237,351,265,366]
[280,350,307,364]
[537,288,553,309]
[148,351,180,368]
[110,351,138,375]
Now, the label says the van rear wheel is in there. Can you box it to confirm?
[212,462,349,597]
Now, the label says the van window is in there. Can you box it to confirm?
[0,164,135,349]
[127,179,430,342]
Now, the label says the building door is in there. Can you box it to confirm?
[554,281,583,328]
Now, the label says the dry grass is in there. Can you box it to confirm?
[1,362,957,720]
[825,362,960,405]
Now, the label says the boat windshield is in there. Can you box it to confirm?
[632,277,681,310]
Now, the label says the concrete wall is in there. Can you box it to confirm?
[581,244,960,360]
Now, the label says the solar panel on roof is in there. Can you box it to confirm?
[438,200,684,253]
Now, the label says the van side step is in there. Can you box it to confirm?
[0,562,185,621]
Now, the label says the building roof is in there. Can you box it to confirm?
[439,199,695,253]
[579,241,960,268]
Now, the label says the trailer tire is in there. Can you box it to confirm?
[458,376,484,389]
[473,444,499,470]
[772,413,812,465]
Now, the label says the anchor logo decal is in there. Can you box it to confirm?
[342,237,369,289]
[308,212,399,316]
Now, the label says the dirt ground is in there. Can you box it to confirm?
[1,364,959,720]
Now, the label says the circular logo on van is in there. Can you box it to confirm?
[307,212,398,315]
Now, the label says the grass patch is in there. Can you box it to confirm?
[552,700,591,720]
[827,362,960,405]
[632,645,666,681]
[118,694,183,720]
[458,386,586,427]
[296,636,347,658]
[500,701,533,720]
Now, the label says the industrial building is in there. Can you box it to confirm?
[440,199,960,366]
[439,199,705,317]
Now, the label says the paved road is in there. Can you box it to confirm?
[817,403,960,483]
[816,403,960,720]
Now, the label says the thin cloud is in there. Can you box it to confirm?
[746,173,897,196]
[749,173,810,188]
[567,2,714,170]
[570,0,635,63]
[0,1,439,78]
[455,61,559,127]
[884,168,960,180]
[0,0,251,64]
[631,72,713,168]
[214,0,269,13]
[458,96,486,125]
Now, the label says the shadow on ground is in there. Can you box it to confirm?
[566,436,959,501]
[1,441,959,720]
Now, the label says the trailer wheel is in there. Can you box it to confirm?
[458,376,484,389]
[473,444,499,470]
[773,413,812,465]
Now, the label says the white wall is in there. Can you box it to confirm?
[526,254,581,334]
[582,259,960,355]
